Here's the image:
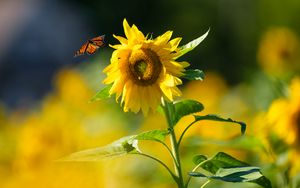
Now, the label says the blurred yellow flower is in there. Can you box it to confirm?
[266,77,300,146]
[178,72,230,140]
[103,19,189,115]
[0,67,134,188]
[257,27,300,76]
[15,114,72,170]
[289,149,300,175]
[253,77,300,177]
[183,72,228,114]
[54,68,93,110]
[174,73,249,159]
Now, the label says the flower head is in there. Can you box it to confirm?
[103,19,189,115]
[266,77,300,146]
[257,27,300,76]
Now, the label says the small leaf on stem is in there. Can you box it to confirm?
[89,84,112,103]
[183,69,205,81]
[194,114,246,134]
[175,29,209,59]
[193,155,208,165]
[58,136,139,161]
[170,100,204,126]
[135,130,169,143]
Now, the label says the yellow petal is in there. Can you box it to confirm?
[154,31,173,46]
[169,37,182,51]
[171,87,182,97]
[123,19,132,40]
[129,84,140,113]
[132,24,145,41]
[150,85,162,111]
[162,74,176,87]
[122,81,131,106]
[181,61,190,68]
[103,71,119,84]
[132,44,142,51]
[103,62,119,74]
[111,76,126,100]
[146,86,156,112]
[155,48,172,61]
[113,34,128,45]
[109,44,123,49]
[103,64,113,73]
[160,83,173,101]
[140,86,149,115]
[160,31,173,41]
[164,61,185,76]
[174,77,182,85]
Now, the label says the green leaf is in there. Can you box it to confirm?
[135,130,169,143]
[216,166,261,178]
[198,152,248,175]
[189,152,272,188]
[58,130,170,162]
[172,100,204,126]
[189,166,262,183]
[194,114,246,134]
[183,69,205,81]
[175,29,209,59]
[193,155,208,165]
[89,84,112,103]
[58,136,139,161]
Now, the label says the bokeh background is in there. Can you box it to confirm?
[1,0,300,187]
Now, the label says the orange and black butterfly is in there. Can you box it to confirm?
[74,35,105,57]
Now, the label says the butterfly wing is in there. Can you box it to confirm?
[74,42,89,57]
[90,35,105,47]
[86,43,99,55]
[74,35,105,57]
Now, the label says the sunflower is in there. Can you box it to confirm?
[257,27,300,76]
[266,77,300,146]
[103,19,189,115]
[264,77,300,175]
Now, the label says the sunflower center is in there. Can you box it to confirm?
[135,61,148,77]
[279,48,292,61]
[129,49,162,86]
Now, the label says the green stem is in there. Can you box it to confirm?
[185,160,207,188]
[200,180,211,188]
[160,141,178,165]
[177,120,197,148]
[162,100,185,188]
[133,153,178,183]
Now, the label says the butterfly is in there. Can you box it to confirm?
[74,35,105,57]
